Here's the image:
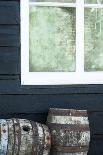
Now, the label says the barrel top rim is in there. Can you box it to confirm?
[49,108,87,112]
[49,108,88,117]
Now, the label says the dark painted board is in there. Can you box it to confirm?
[0,94,103,113]
[1,75,103,94]
[0,113,47,124]
[88,112,103,135]
[0,1,19,24]
[0,0,20,2]
[0,34,19,46]
[0,47,20,74]
[0,25,19,34]
[0,26,19,46]
[88,136,103,155]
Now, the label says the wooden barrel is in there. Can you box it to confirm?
[0,119,51,155]
[47,108,90,155]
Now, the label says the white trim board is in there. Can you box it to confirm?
[29,2,76,7]
[21,0,103,85]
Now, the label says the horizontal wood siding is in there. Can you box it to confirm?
[0,1,103,154]
[0,1,19,24]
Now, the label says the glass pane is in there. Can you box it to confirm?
[85,0,103,4]
[29,6,76,72]
[84,8,103,71]
[30,0,75,3]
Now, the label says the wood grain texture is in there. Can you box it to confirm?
[1,76,103,94]
[0,119,51,155]
[0,26,19,47]
[0,0,103,154]
[0,1,19,24]
[0,47,20,74]
[0,94,103,113]
[47,109,90,154]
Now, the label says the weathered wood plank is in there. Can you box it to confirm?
[0,119,8,155]
[0,1,19,24]
[0,47,20,74]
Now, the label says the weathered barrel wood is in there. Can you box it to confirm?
[0,119,51,155]
[50,151,88,155]
[47,108,90,155]
[19,119,33,155]
[43,124,51,155]
[7,119,15,155]
[0,119,8,155]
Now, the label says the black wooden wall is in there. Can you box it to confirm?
[0,0,103,154]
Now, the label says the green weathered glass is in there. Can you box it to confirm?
[29,6,76,72]
[84,8,103,71]
[85,0,103,4]
[29,0,75,3]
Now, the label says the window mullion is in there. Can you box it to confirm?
[84,4,103,8]
[76,0,84,73]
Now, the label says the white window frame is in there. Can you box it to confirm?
[21,0,103,85]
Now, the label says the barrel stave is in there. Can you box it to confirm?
[0,120,8,155]
[36,122,44,155]
[6,119,14,155]
[42,124,51,155]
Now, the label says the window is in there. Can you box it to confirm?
[21,0,103,85]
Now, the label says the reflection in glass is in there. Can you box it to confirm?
[85,0,103,4]
[85,8,103,71]
[29,7,76,72]
[29,0,75,3]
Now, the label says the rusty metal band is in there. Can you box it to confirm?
[49,109,88,117]
[30,121,38,155]
[47,123,90,132]
[12,119,16,155]
[12,118,21,155]
[52,145,89,153]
